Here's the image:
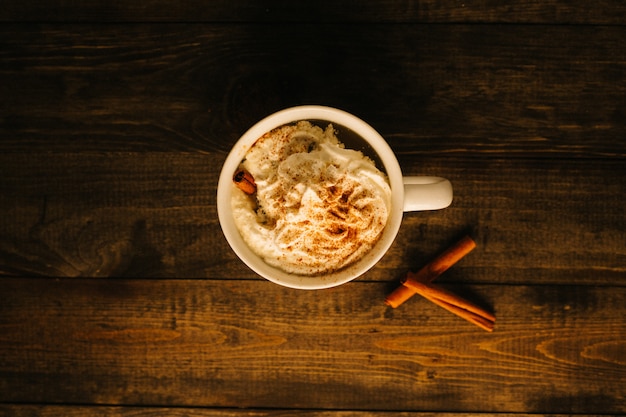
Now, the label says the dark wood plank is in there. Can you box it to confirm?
[1,278,624,413]
[2,0,626,24]
[1,24,625,158]
[0,405,615,417]
[1,153,624,284]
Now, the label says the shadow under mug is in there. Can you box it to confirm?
[217,105,453,290]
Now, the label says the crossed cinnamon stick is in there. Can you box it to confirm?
[385,236,495,332]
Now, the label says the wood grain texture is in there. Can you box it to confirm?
[2,0,626,24]
[1,278,624,413]
[1,24,625,158]
[0,406,616,417]
[1,153,624,283]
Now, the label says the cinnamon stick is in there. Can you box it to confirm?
[404,280,495,331]
[233,169,256,194]
[409,235,476,284]
[403,280,495,322]
[384,235,495,332]
[419,291,495,332]
[385,236,476,308]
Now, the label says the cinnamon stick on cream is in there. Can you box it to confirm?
[233,169,256,195]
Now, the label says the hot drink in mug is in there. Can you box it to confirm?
[217,106,452,289]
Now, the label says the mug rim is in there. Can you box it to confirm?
[217,105,404,289]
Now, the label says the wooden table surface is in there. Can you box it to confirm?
[1,1,625,416]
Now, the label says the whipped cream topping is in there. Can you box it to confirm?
[231,121,391,275]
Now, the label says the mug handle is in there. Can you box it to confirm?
[403,176,453,211]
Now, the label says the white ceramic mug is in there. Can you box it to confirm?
[217,106,452,289]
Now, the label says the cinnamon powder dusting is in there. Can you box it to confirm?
[230,121,391,275]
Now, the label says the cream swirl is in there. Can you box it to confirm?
[231,121,391,275]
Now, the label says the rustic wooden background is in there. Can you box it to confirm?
[1,1,625,416]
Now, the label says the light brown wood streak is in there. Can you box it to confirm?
[1,279,625,412]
